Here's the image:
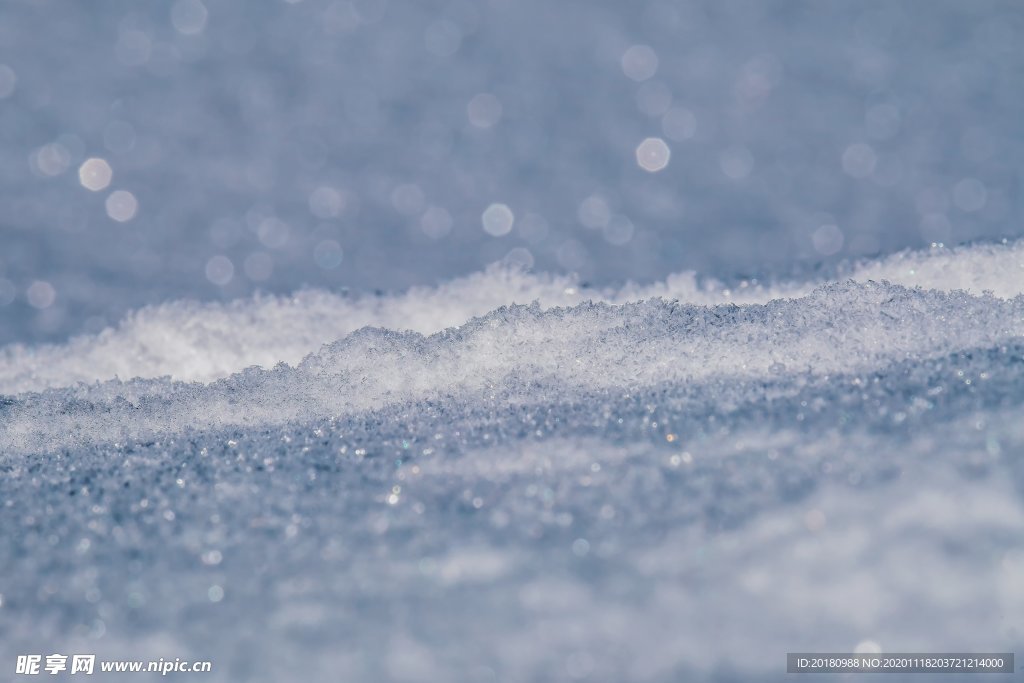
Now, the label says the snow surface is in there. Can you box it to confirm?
[2,242,1024,681]
[3,0,1024,681]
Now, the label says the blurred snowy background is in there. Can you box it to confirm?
[1,0,1021,344]
[2,1,1024,682]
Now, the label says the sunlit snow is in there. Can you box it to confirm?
[2,1,1023,681]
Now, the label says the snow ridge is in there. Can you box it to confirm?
[1,240,1022,395]
[3,275,1022,455]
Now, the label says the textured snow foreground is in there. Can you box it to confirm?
[3,242,1024,682]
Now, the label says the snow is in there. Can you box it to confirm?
[3,244,1024,455]
[2,0,1024,681]
[2,241,1024,681]
[3,240,1022,395]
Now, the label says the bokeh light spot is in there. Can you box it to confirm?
[78,158,113,191]
[30,143,72,177]
[205,256,234,286]
[171,0,209,35]
[812,224,844,256]
[27,281,56,309]
[314,240,344,269]
[467,93,502,129]
[577,194,611,229]
[105,190,138,222]
[636,138,670,172]
[308,186,346,219]
[421,206,453,239]
[257,218,290,249]
[482,203,514,236]
[621,45,658,82]
[603,215,635,246]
